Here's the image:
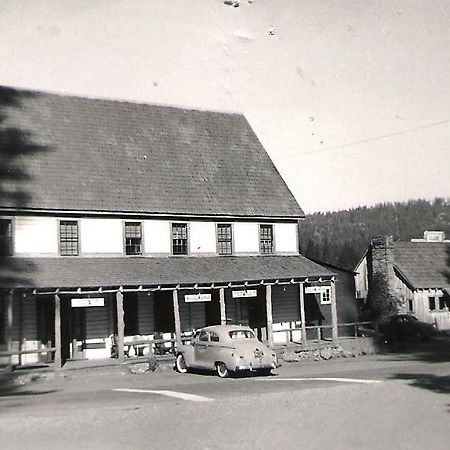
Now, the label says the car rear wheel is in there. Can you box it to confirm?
[216,362,229,378]
[176,354,188,373]
[258,368,272,376]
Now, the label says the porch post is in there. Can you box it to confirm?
[7,290,14,371]
[265,284,274,348]
[172,289,182,347]
[219,287,226,325]
[54,293,62,369]
[116,289,125,362]
[299,282,307,346]
[330,280,338,344]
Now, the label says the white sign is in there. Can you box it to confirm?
[185,293,212,303]
[71,298,105,308]
[232,289,257,298]
[305,286,329,294]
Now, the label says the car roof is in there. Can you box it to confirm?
[198,324,253,335]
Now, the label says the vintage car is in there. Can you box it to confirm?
[175,325,278,377]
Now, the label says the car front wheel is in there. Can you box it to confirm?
[176,354,188,373]
[216,362,229,378]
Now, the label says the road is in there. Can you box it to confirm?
[1,349,449,450]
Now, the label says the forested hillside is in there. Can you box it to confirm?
[299,198,450,270]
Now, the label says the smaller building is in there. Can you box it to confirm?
[355,232,450,330]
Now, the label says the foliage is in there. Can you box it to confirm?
[366,272,402,323]
[299,198,450,270]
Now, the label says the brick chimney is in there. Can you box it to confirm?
[368,235,396,297]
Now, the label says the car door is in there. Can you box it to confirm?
[193,330,210,369]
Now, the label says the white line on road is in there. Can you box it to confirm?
[113,388,213,402]
[258,377,383,384]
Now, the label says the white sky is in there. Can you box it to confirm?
[1,0,449,213]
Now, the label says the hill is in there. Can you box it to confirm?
[299,198,450,270]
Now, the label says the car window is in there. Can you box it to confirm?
[229,330,255,339]
[199,331,209,342]
[210,332,220,342]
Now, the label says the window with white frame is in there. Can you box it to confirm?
[217,223,232,255]
[60,220,79,256]
[259,224,273,254]
[124,222,142,255]
[172,223,188,255]
[320,287,331,305]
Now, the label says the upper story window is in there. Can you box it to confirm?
[60,220,79,256]
[0,219,12,256]
[217,223,233,255]
[172,223,188,255]
[259,224,274,254]
[125,222,142,255]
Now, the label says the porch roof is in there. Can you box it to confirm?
[0,255,335,292]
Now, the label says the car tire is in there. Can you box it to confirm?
[258,369,272,376]
[176,354,188,373]
[216,362,229,378]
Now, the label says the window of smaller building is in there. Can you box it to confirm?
[439,297,448,310]
[259,224,274,254]
[408,299,414,312]
[217,223,232,255]
[428,296,436,311]
[320,287,331,305]
[60,220,79,256]
[172,223,188,255]
[125,222,142,255]
[0,219,12,256]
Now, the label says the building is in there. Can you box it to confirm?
[0,86,338,368]
[355,232,450,330]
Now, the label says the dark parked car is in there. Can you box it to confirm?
[380,314,436,343]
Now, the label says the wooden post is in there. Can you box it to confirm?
[7,290,14,371]
[299,282,307,346]
[116,290,125,362]
[54,293,62,369]
[172,289,182,348]
[265,284,274,348]
[331,280,338,344]
[219,288,226,325]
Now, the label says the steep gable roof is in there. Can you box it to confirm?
[0,86,304,218]
[393,242,450,290]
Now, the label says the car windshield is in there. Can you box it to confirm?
[229,330,255,339]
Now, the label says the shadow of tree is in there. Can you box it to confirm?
[390,373,450,395]
[1,87,51,287]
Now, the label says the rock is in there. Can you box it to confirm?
[129,363,149,374]
[320,348,333,360]
[283,350,300,362]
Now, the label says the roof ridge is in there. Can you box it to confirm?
[0,84,243,116]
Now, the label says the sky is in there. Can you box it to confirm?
[0,0,449,214]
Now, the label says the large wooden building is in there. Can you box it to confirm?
[0,86,338,367]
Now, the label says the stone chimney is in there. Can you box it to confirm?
[368,235,396,297]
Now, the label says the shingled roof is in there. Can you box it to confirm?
[0,255,334,289]
[0,86,303,218]
[393,242,450,291]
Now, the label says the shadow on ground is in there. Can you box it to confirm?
[379,333,450,364]
[390,373,450,395]
[0,370,58,397]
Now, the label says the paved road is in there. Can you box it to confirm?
[1,350,449,449]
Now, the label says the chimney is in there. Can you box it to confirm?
[368,235,396,296]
